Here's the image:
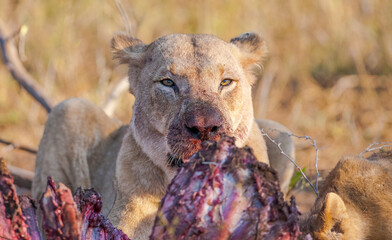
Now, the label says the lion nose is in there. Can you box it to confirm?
[183,104,223,140]
[185,124,221,140]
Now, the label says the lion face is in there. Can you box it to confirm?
[301,151,392,240]
[112,33,267,177]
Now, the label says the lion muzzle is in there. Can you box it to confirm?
[182,101,224,141]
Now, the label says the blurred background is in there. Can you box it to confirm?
[1,0,391,207]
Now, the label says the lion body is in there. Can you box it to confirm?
[32,33,295,239]
[301,150,392,240]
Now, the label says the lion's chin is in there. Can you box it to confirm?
[167,134,231,168]
[167,151,198,167]
[167,143,201,168]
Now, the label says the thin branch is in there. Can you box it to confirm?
[254,65,276,118]
[0,235,12,240]
[101,77,129,117]
[114,0,138,37]
[261,129,319,196]
[0,20,53,113]
[0,139,37,154]
[287,132,320,194]
[7,165,34,189]
[100,1,138,117]
[0,157,34,189]
[359,141,392,158]
[201,162,219,166]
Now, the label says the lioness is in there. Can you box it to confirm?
[301,150,392,240]
[32,32,295,239]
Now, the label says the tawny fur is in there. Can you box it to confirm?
[32,33,295,239]
[301,150,392,240]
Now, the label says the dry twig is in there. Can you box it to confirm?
[254,65,276,118]
[7,165,34,189]
[101,0,138,116]
[0,138,37,154]
[101,77,129,117]
[261,129,320,196]
[114,0,138,37]
[359,141,392,158]
[0,20,53,113]
[0,156,34,189]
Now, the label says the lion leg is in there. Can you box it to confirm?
[256,119,295,194]
[32,98,121,202]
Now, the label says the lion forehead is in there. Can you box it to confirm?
[150,34,239,64]
[147,34,243,82]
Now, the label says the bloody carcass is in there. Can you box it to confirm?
[1,136,301,240]
[150,136,301,240]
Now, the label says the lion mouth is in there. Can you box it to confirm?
[167,153,195,168]
[167,139,203,168]
[167,134,227,168]
[167,154,184,168]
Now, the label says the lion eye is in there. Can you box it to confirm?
[220,79,233,87]
[160,79,175,87]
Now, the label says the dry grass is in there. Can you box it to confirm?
[0,0,391,177]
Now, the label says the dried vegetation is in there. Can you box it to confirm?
[0,0,391,187]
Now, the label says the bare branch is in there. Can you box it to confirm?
[114,0,138,37]
[0,20,53,113]
[0,139,37,154]
[100,1,138,117]
[0,157,34,189]
[287,132,320,194]
[7,165,33,189]
[254,65,276,118]
[101,77,129,117]
[359,141,392,158]
[261,128,320,196]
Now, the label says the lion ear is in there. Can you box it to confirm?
[230,32,268,67]
[318,192,348,234]
[111,32,147,65]
[111,33,147,94]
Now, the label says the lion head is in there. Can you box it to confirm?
[112,32,267,177]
